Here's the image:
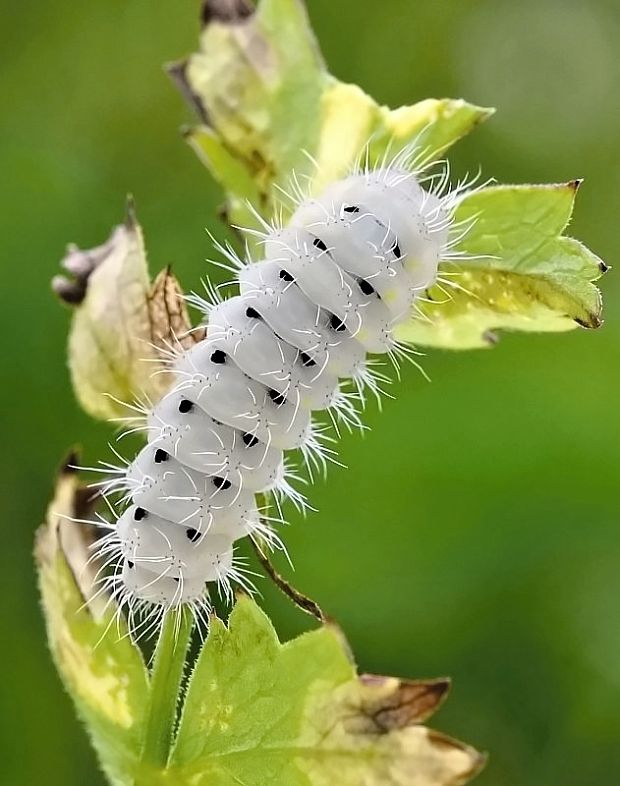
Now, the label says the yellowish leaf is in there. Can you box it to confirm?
[54,204,196,421]
[35,457,149,785]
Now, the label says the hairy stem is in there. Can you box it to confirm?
[138,609,193,773]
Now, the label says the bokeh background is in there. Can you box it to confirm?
[1,1,618,783]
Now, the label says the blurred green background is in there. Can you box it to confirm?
[1,1,618,784]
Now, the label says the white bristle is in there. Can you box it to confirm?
[86,146,468,634]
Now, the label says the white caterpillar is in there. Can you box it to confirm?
[89,147,470,631]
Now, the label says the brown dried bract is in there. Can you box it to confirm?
[200,0,254,27]
[148,266,204,354]
[359,674,451,730]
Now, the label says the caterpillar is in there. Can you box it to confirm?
[87,145,472,633]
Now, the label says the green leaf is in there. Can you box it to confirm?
[170,1,605,347]
[35,459,150,786]
[165,597,484,786]
[395,182,607,349]
[53,203,199,421]
[170,0,492,231]
[36,467,483,786]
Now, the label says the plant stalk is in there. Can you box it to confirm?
[139,608,193,772]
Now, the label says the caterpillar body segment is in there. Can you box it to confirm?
[90,153,465,628]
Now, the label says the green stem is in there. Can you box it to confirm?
[139,608,194,771]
